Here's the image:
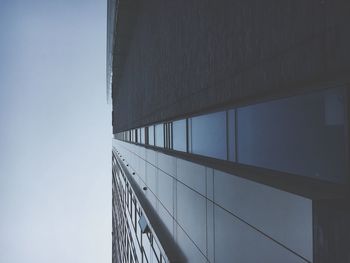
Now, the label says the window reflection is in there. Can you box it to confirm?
[155,124,164,148]
[140,127,145,144]
[148,126,155,146]
[227,110,236,162]
[172,119,187,152]
[114,88,347,183]
[237,88,346,182]
[190,111,227,160]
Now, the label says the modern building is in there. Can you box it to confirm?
[108,1,350,262]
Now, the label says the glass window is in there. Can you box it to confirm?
[155,124,164,148]
[190,111,227,160]
[164,123,171,149]
[172,119,187,152]
[137,129,141,143]
[131,130,134,142]
[140,127,145,144]
[237,87,346,183]
[148,126,155,146]
[228,109,236,161]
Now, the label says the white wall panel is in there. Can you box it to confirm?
[158,152,176,178]
[176,224,209,263]
[177,159,206,195]
[157,170,174,216]
[176,182,207,255]
[214,170,313,261]
[214,206,308,263]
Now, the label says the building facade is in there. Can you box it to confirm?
[109,0,350,262]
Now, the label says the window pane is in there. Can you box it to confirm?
[148,126,154,146]
[237,87,346,183]
[140,127,145,144]
[155,124,164,148]
[173,119,187,152]
[228,109,236,162]
[190,111,227,160]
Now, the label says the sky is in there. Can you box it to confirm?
[0,0,111,262]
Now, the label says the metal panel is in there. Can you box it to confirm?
[214,170,313,261]
[214,206,308,263]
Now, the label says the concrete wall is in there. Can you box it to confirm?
[112,0,350,132]
[113,139,313,262]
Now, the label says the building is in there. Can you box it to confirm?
[108,0,350,262]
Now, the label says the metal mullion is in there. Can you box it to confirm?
[186,118,192,153]
[185,119,188,153]
[344,86,350,193]
[165,123,167,148]
[170,122,173,149]
[226,110,229,161]
[234,108,238,162]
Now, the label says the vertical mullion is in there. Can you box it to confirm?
[170,122,173,149]
[186,118,192,153]
[153,125,156,147]
[344,86,350,192]
[226,110,229,161]
[186,119,189,153]
[234,108,238,162]
[166,123,169,148]
[164,123,167,148]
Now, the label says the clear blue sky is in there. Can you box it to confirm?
[0,0,111,262]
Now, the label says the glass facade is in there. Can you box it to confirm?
[114,87,347,183]
[237,88,346,182]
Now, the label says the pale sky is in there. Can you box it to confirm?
[0,0,111,262]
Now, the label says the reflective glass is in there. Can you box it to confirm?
[228,109,236,161]
[155,124,164,148]
[148,126,155,146]
[172,119,187,152]
[190,111,227,160]
[237,87,346,182]
[140,128,145,144]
